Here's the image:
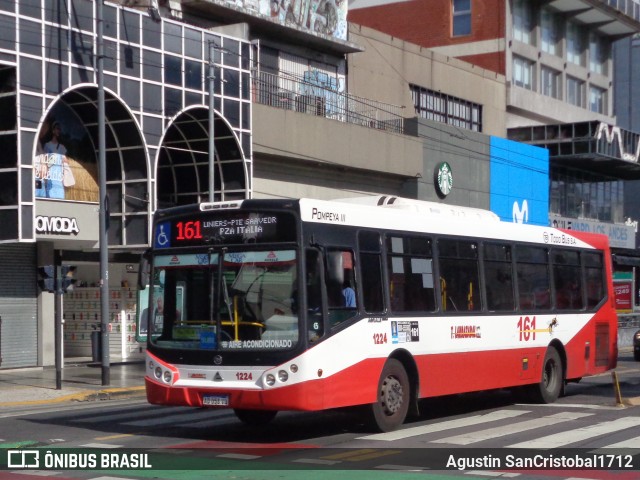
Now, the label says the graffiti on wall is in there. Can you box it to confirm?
[300,69,343,115]
[226,0,348,40]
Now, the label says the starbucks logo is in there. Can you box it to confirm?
[435,162,453,197]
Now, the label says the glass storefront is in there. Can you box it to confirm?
[550,167,624,223]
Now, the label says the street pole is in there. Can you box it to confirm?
[97,0,110,385]
[54,250,62,390]
[208,41,216,202]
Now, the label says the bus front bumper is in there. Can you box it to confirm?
[145,376,325,411]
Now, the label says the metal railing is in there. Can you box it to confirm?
[618,313,640,348]
[252,71,407,135]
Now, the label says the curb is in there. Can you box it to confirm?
[80,386,147,402]
[0,386,146,408]
[622,396,640,407]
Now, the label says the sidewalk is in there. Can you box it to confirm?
[0,360,146,407]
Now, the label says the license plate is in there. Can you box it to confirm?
[202,394,229,406]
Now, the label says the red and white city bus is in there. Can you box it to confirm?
[141,196,617,432]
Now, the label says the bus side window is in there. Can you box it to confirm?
[360,253,384,312]
[327,250,358,328]
[516,245,551,310]
[438,239,480,312]
[358,231,384,313]
[386,235,436,313]
[584,251,605,309]
[552,250,583,310]
[484,243,515,311]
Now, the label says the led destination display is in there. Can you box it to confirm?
[154,211,297,248]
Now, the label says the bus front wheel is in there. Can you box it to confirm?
[367,359,410,432]
[233,408,277,426]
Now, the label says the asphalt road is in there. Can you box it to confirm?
[1,356,640,480]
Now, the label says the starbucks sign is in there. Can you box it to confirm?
[435,162,453,197]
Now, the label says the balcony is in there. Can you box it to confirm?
[549,0,640,37]
[251,71,423,178]
[508,120,640,179]
[252,71,407,135]
[600,0,640,21]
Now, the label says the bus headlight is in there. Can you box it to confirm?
[146,352,180,385]
[290,364,298,373]
[278,370,288,382]
[265,374,276,386]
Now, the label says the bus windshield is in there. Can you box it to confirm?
[148,249,298,351]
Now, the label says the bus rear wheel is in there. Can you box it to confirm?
[367,359,410,432]
[233,408,277,426]
[528,347,563,404]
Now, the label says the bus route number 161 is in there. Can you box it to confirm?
[518,316,536,342]
[176,220,203,240]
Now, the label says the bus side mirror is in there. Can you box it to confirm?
[326,251,344,285]
[138,249,151,290]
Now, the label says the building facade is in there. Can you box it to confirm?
[614,34,640,132]
[350,0,639,127]
[351,0,640,311]
[0,0,253,367]
[614,33,640,310]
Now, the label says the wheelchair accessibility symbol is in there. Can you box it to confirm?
[154,222,171,249]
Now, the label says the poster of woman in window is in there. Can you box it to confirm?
[34,105,98,202]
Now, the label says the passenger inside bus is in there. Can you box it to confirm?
[342,278,356,307]
[305,249,359,338]
[328,260,357,328]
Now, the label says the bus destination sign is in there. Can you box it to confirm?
[154,212,296,248]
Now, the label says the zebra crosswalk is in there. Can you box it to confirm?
[358,409,529,441]
[505,417,640,449]
[5,401,640,480]
[430,411,593,446]
[356,407,640,450]
[53,402,640,451]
